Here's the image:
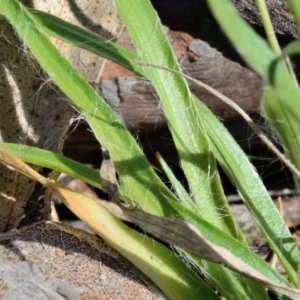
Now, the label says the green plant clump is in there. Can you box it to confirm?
[1,0,300,299]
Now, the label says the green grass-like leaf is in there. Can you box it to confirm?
[0,141,291,296]
[1,0,299,297]
[208,0,300,284]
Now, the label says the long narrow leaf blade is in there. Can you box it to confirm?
[207,0,300,284]
[0,143,291,291]
[29,9,141,75]
[0,0,179,217]
[112,0,277,298]
[0,148,214,300]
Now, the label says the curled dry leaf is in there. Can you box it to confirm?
[0,0,122,231]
